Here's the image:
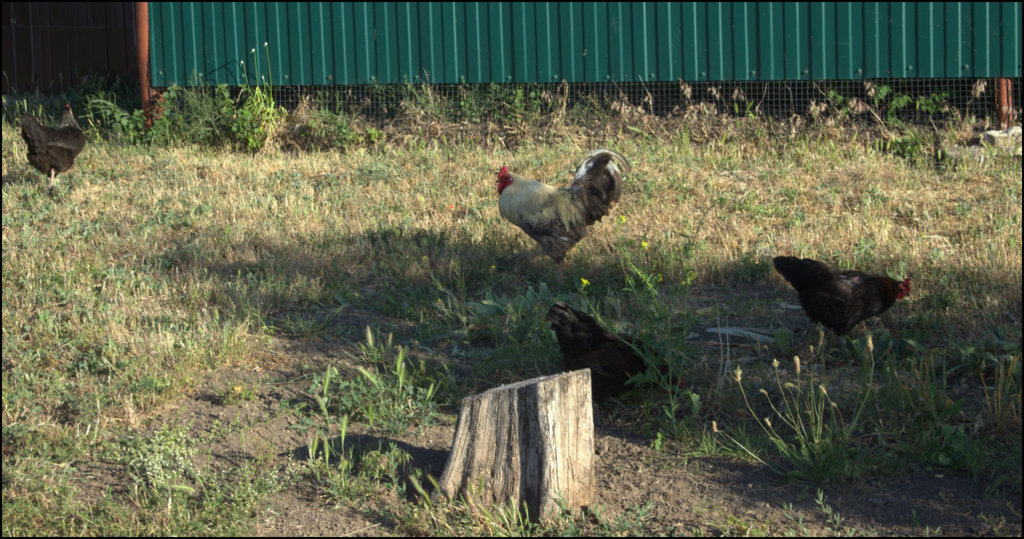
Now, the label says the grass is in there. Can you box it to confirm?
[2,80,1022,535]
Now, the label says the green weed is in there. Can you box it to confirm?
[311,327,450,435]
[728,344,875,485]
[814,489,845,533]
[304,380,418,504]
[233,43,285,153]
[120,422,200,497]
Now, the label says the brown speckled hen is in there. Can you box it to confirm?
[21,104,85,189]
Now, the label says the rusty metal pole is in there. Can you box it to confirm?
[135,2,152,128]
[995,78,1013,129]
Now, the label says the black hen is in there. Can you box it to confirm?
[546,302,648,402]
[773,256,911,335]
[21,104,86,188]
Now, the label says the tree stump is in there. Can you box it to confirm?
[435,369,594,521]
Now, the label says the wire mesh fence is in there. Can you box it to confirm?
[262,77,1020,127]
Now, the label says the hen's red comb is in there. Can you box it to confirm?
[497,165,510,180]
[897,278,911,299]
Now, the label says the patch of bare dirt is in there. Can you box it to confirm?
[75,306,1021,536]
[591,426,1018,535]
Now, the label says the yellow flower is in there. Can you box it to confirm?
[641,240,649,250]
[618,215,626,224]
[580,278,590,288]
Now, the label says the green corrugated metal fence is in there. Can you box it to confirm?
[149,2,1023,87]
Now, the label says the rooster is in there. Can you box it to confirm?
[496,149,629,278]
[547,302,684,402]
[21,104,85,190]
[773,256,911,335]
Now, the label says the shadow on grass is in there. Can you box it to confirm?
[152,224,560,321]
[285,431,451,509]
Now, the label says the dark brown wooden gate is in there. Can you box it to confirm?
[2,2,137,93]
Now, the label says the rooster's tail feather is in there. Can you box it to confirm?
[571,149,629,224]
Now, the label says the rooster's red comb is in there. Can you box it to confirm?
[497,166,510,180]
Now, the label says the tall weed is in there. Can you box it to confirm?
[728,343,876,484]
[233,44,285,152]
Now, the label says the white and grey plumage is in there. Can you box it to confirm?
[496,149,630,276]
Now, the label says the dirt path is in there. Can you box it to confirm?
[115,329,1022,537]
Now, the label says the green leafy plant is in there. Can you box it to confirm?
[312,327,449,435]
[233,43,285,152]
[576,252,699,441]
[727,339,877,484]
[875,126,927,162]
[463,282,556,347]
[121,422,200,497]
[281,94,361,151]
[916,92,950,116]
[85,97,148,144]
[219,381,257,406]
[148,81,235,148]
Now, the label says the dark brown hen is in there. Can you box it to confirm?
[547,302,645,402]
[773,256,910,335]
[547,301,688,403]
[21,104,86,189]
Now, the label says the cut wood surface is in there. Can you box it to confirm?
[435,369,594,521]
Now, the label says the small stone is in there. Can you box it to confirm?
[983,124,1021,141]
[981,126,1022,150]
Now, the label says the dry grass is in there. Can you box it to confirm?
[2,103,1020,534]
[4,109,1020,419]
